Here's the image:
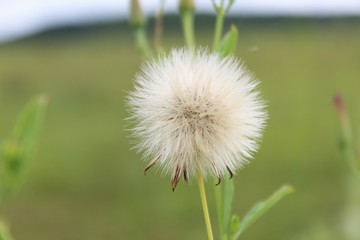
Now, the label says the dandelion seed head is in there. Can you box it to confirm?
[128,48,267,189]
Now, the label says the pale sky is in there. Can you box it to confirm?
[0,0,359,42]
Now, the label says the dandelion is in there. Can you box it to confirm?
[128,48,267,190]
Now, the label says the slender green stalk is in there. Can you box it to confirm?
[181,10,195,48]
[333,94,360,175]
[197,170,214,240]
[212,11,224,51]
[154,0,165,52]
[134,28,153,58]
[212,0,235,51]
[341,115,359,174]
[130,0,153,58]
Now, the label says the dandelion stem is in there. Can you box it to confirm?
[197,170,214,240]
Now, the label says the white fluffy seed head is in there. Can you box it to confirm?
[127,48,267,188]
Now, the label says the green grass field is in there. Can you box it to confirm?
[0,17,359,240]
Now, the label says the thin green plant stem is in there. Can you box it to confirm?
[341,118,359,175]
[181,10,195,48]
[212,11,224,51]
[197,170,214,240]
[334,94,360,175]
[154,0,165,52]
[212,0,235,51]
[134,28,153,58]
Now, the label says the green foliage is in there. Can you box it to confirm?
[0,95,47,199]
[218,25,238,55]
[215,179,235,240]
[211,0,235,14]
[333,95,360,175]
[129,0,152,58]
[221,180,234,237]
[230,185,294,239]
[217,183,293,240]
[228,215,240,239]
[129,0,146,29]
[0,221,13,240]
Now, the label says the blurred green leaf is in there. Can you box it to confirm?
[229,215,240,239]
[0,140,23,196]
[0,95,47,198]
[230,185,294,240]
[218,25,238,56]
[215,180,223,237]
[0,221,14,240]
[12,95,47,150]
[222,179,234,237]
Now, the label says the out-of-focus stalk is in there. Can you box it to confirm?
[130,0,152,58]
[212,8,224,51]
[333,94,359,175]
[179,0,195,48]
[211,0,235,51]
[154,0,165,53]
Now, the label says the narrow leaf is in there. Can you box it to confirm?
[13,94,47,149]
[229,215,240,239]
[0,95,47,198]
[0,221,14,240]
[231,185,294,240]
[214,179,223,237]
[222,179,234,236]
[218,25,238,56]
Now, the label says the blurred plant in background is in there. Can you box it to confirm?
[333,94,360,176]
[0,95,47,240]
[294,95,360,240]
[333,94,360,240]
[128,0,293,239]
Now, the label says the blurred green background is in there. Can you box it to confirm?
[0,17,359,240]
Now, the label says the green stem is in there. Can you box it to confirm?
[197,170,214,240]
[181,10,195,48]
[154,0,165,53]
[134,28,153,58]
[212,10,224,51]
[338,104,360,175]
